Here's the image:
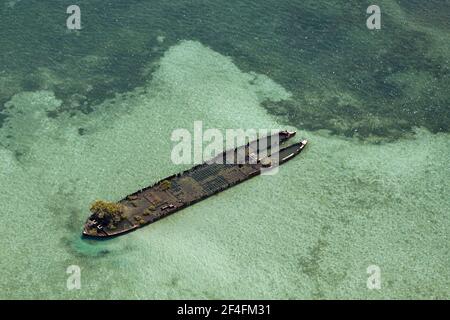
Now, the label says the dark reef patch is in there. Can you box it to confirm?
[297,225,348,298]
[0,112,7,129]
[0,0,448,140]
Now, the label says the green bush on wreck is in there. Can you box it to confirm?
[133,215,146,225]
[160,180,171,191]
[90,200,124,225]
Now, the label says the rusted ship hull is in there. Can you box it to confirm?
[83,131,307,238]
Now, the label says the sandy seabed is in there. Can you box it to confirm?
[0,41,448,299]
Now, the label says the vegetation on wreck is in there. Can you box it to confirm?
[90,200,124,226]
[159,180,171,191]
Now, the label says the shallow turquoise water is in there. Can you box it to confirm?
[0,1,449,299]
